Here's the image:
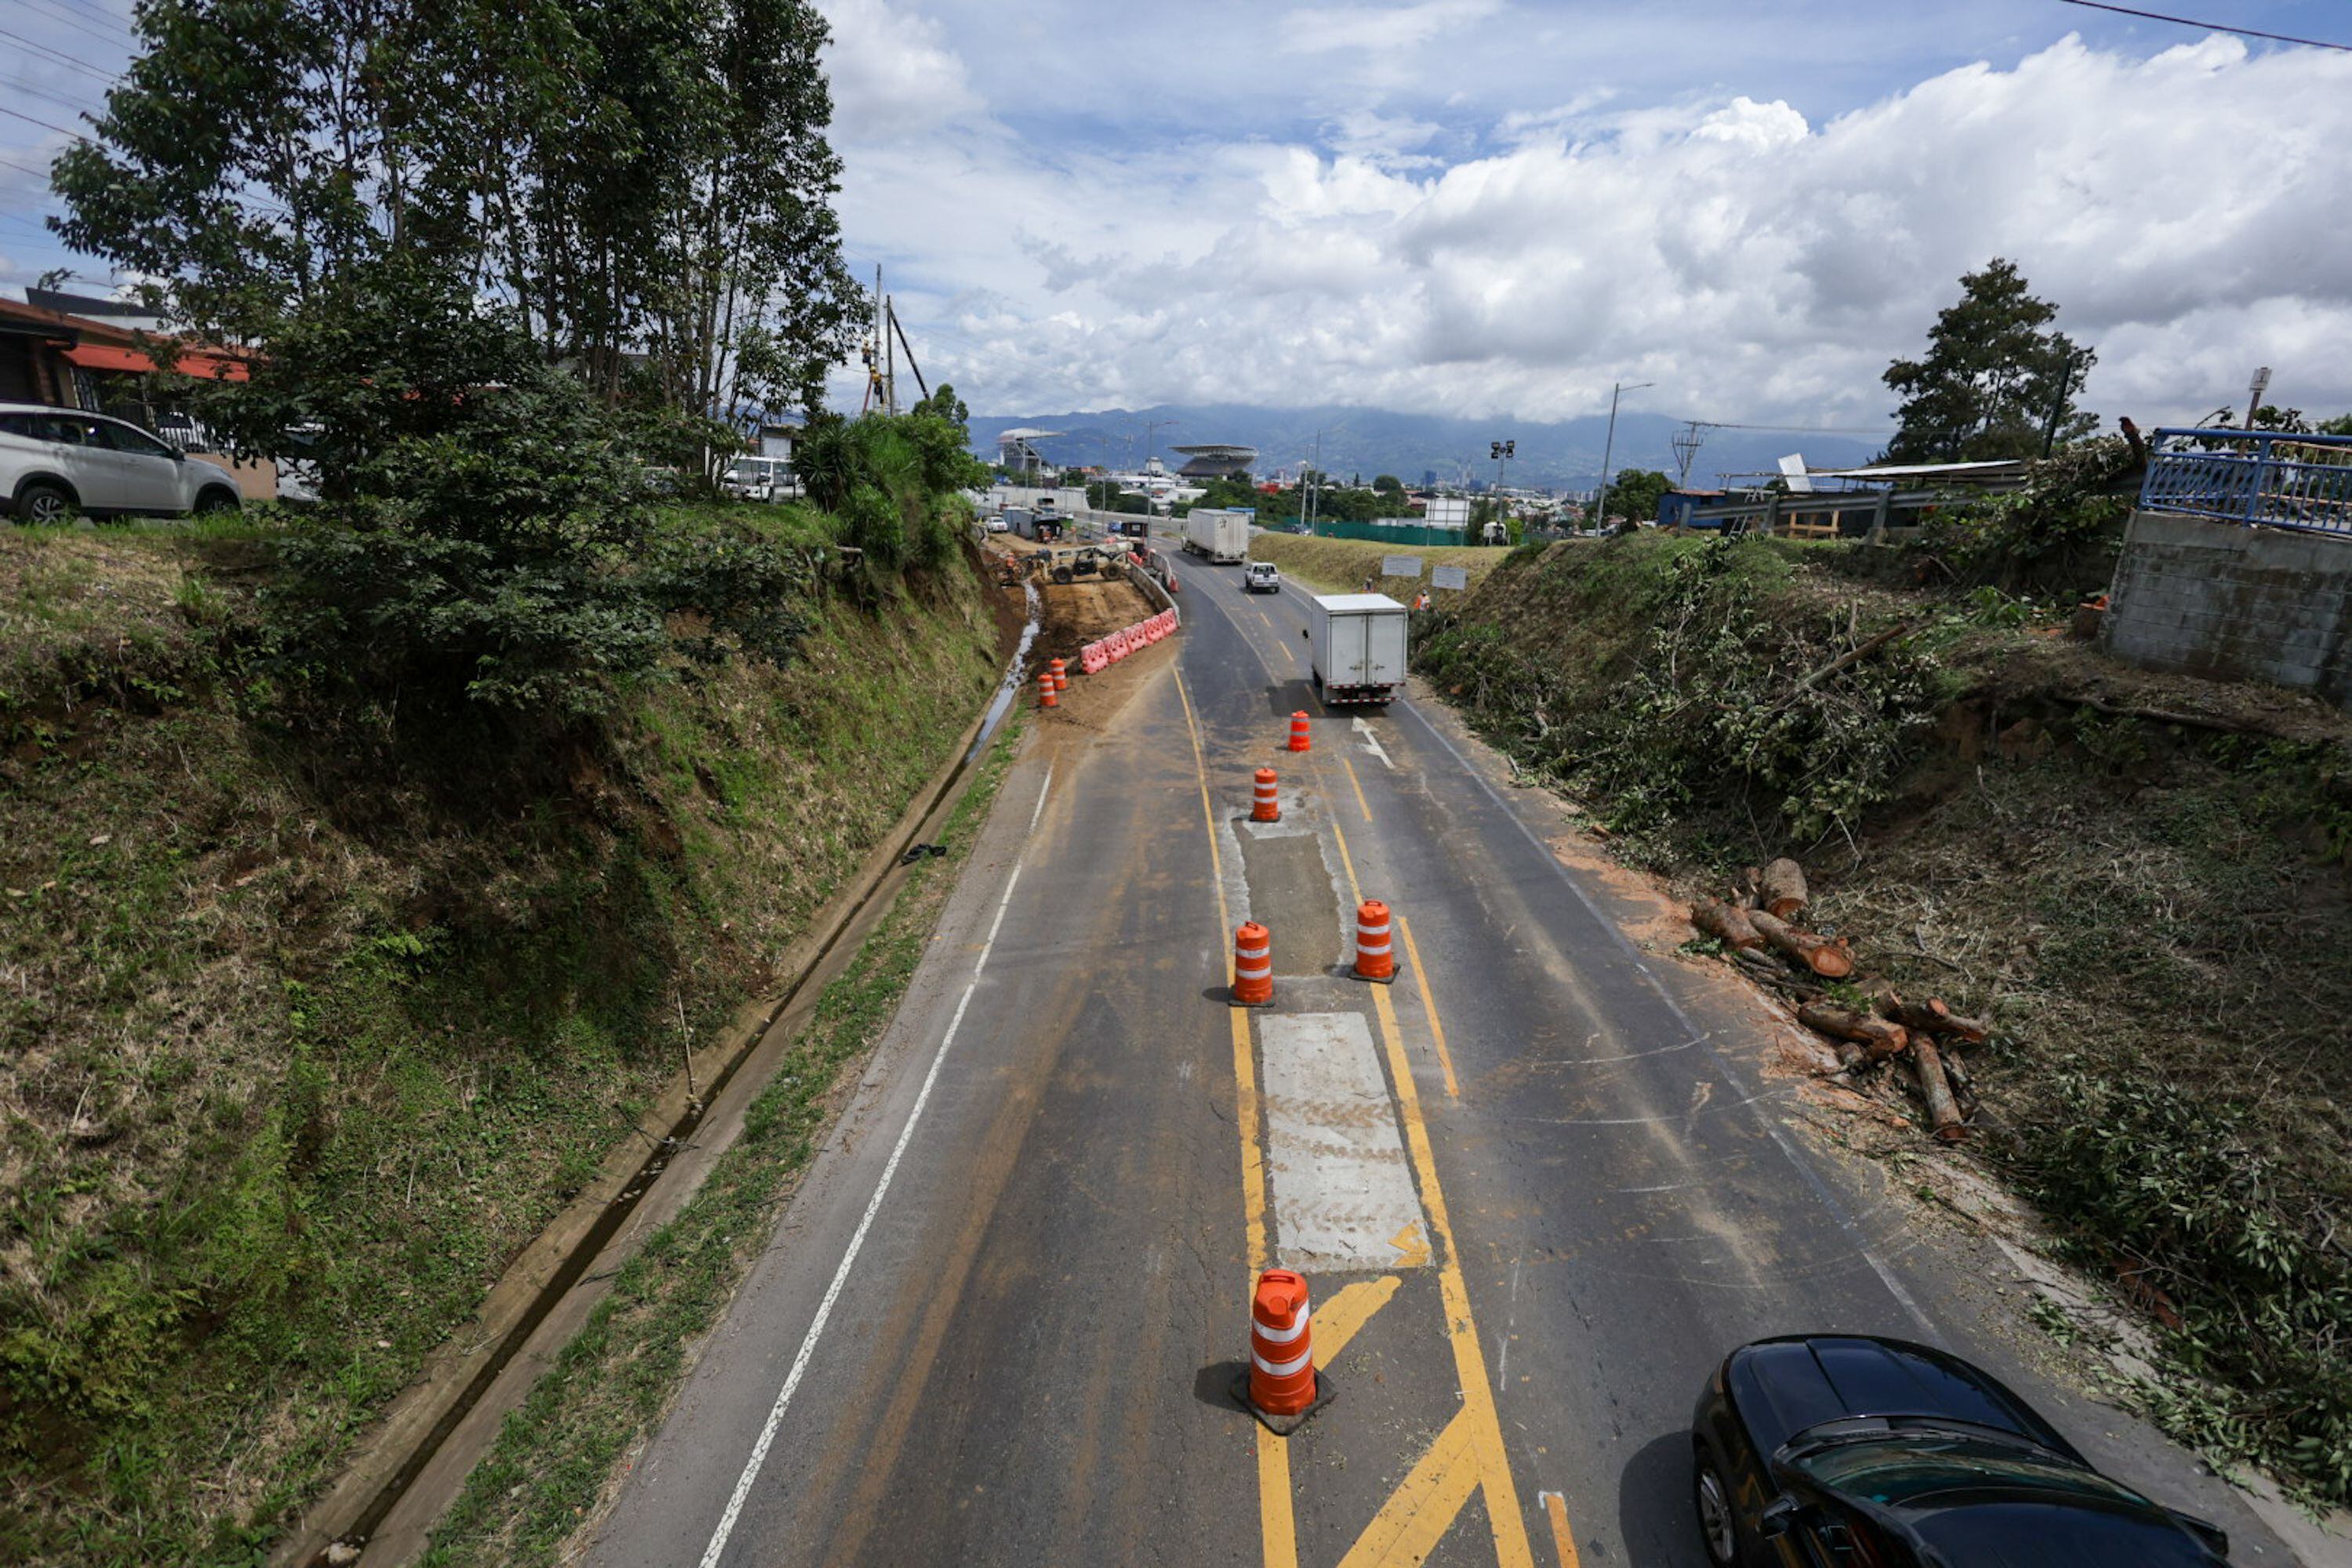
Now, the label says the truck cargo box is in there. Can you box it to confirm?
[1181,508,1250,563]
[1306,593,1407,705]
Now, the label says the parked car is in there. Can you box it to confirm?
[984,514,1009,533]
[1243,561,1281,593]
[1693,1334,2229,1566]
[721,456,799,503]
[0,403,242,522]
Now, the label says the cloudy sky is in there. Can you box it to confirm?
[9,0,2352,431]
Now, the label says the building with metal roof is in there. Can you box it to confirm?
[1171,442,1257,480]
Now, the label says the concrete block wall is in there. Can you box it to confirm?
[2102,510,2352,709]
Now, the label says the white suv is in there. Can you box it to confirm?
[0,403,243,523]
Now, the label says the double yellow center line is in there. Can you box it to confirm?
[1178,669,1559,1568]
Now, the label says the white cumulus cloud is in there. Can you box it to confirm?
[823,16,2352,430]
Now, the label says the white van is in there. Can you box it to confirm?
[723,456,800,503]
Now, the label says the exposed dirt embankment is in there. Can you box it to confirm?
[0,515,1006,1564]
[1417,532,2352,1506]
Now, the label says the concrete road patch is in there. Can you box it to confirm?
[1237,827,1341,975]
[1259,1011,1430,1273]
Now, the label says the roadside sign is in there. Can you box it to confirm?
[1383,555,1424,578]
[1432,565,1468,591]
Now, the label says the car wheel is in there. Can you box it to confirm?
[16,481,75,524]
[194,487,241,514]
[1693,1451,1740,1566]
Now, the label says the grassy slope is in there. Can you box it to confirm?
[0,505,1000,1564]
[1417,533,2352,1501]
[421,705,1023,1566]
[1243,532,1510,597]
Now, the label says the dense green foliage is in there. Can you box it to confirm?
[792,403,988,575]
[2013,1060,2352,1504]
[1417,535,1941,855]
[1599,467,1671,525]
[1892,435,2138,593]
[1885,260,2096,462]
[50,0,862,423]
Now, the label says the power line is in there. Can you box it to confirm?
[0,26,123,78]
[1678,418,1889,436]
[2058,0,2352,50]
[10,0,136,53]
[6,77,108,118]
[0,103,86,140]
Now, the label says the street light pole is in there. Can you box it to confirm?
[1590,380,1653,531]
[1488,439,1515,543]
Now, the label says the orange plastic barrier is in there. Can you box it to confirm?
[1040,670,1058,709]
[1352,899,1395,982]
[1248,1270,1316,1416]
[1232,921,1273,1007]
[1048,658,1068,693]
[1287,711,1312,753]
[1252,768,1280,823]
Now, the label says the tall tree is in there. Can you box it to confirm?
[49,0,863,445]
[1883,260,2096,463]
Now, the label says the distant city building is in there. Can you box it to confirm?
[1171,442,1257,481]
[1423,469,1436,488]
[996,427,1064,477]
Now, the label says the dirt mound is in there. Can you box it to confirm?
[1033,575,1155,666]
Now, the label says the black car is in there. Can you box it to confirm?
[1692,1335,2230,1566]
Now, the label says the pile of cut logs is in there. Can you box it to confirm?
[1692,858,1987,1143]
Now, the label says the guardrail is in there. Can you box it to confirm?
[2138,427,2352,536]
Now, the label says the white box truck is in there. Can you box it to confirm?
[1305,593,1408,706]
[1182,507,1250,562]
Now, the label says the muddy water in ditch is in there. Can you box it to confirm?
[966,579,1042,766]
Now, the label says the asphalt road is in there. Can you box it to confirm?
[581,540,2300,1568]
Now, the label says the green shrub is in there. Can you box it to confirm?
[2009,1065,2352,1505]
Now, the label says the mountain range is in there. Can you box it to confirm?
[965,404,1887,492]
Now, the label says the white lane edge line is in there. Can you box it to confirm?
[1029,761,1054,833]
[1397,700,1943,1341]
[697,838,1036,1564]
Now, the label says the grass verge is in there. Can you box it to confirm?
[416,709,1024,1566]
[1243,531,1511,597]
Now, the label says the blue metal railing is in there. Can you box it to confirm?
[2140,427,2352,535]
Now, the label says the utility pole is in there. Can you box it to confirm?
[1590,379,1654,530]
[1671,421,1707,487]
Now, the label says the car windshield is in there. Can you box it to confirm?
[1788,1427,2125,1510]
[1784,1427,2211,1559]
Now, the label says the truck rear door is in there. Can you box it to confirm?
[1367,610,1406,688]
[1336,612,1372,686]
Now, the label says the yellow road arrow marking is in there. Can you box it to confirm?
[1314,1276,1401,1369]
[1336,1406,1483,1568]
[1390,1221,1433,1270]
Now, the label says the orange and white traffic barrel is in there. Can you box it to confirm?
[1252,768,1280,823]
[1049,657,1068,692]
[1232,922,1273,1007]
[1247,1269,1324,1421]
[1352,900,1395,983]
[1287,711,1311,753]
[1040,670,1058,709]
